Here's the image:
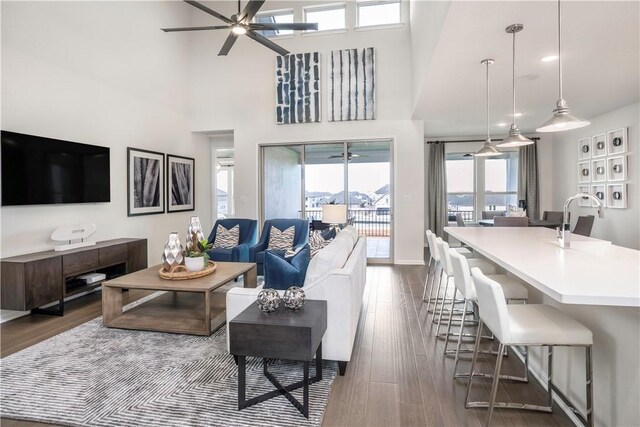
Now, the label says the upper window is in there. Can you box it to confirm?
[484,152,519,212]
[254,9,294,37]
[304,4,346,32]
[357,0,401,27]
[446,153,475,222]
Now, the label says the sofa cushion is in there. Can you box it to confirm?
[341,225,359,246]
[267,225,295,250]
[212,224,239,249]
[304,231,353,285]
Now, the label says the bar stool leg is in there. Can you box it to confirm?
[431,270,445,322]
[465,319,484,408]
[427,267,443,314]
[486,343,506,427]
[439,287,457,342]
[422,258,434,301]
[452,299,469,369]
[586,345,594,427]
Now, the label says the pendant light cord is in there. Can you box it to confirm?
[486,60,490,142]
[557,0,563,100]
[512,30,517,127]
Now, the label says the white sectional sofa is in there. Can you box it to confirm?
[226,226,367,375]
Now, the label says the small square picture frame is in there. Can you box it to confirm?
[578,137,591,160]
[592,133,607,157]
[578,161,591,183]
[127,147,165,217]
[607,183,627,209]
[166,154,195,213]
[591,184,606,208]
[577,185,591,207]
[591,158,607,182]
[607,128,627,155]
[607,155,627,181]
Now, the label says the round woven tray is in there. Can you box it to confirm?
[159,261,217,280]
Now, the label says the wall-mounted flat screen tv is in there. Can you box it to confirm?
[1,130,111,206]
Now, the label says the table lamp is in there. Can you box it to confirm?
[322,204,347,232]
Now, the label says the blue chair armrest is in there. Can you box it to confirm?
[232,243,251,262]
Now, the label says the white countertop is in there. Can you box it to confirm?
[444,227,640,307]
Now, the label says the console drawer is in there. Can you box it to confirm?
[99,244,127,266]
[63,249,99,276]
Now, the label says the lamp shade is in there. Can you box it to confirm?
[497,124,534,148]
[474,140,501,157]
[536,107,590,132]
[322,204,347,224]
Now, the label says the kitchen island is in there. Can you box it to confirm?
[444,226,640,426]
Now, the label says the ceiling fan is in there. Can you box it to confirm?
[328,152,367,161]
[162,0,318,56]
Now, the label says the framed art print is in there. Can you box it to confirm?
[127,148,165,216]
[578,137,591,160]
[167,154,195,212]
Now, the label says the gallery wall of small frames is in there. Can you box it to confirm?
[577,128,628,209]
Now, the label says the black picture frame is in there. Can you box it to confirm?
[127,147,165,217]
[166,154,195,213]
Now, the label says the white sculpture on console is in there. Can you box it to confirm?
[51,223,97,252]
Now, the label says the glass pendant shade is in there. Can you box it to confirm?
[537,0,590,133]
[497,23,534,148]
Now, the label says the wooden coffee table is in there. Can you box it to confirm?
[102,262,256,335]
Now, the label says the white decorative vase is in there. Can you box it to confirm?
[185,256,206,272]
[161,232,184,270]
[186,216,205,252]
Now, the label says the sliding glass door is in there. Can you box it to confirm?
[260,140,392,262]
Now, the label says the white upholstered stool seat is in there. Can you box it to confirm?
[466,268,594,427]
[506,304,593,346]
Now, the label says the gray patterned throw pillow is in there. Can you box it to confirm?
[212,224,240,249]
[309,230,331,258]
[267,226,295,250]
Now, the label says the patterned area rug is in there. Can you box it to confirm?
[1,294,336,426]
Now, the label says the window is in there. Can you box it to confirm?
[215,149,234,219]
[254,9,294,37]
[446,153,475,222]
[357,0,401,27]
[304,4,346,32]
[445,151,519,223]
[485,152,519,212]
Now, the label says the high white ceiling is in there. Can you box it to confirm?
[413,1,640,137]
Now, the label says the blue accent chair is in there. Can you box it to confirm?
[264,245,310,290]
[250,219,310,275]
[206,218,258,262]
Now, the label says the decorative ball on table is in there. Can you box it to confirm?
[283,286,306,310]
[257,289,281,312]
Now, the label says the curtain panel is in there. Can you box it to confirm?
[426,143,448,238]
[518,141,540,220]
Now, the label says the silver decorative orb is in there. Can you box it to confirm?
[257,289,281,313]
[283,286,306,310]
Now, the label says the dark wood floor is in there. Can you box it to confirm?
[1,263,573,427]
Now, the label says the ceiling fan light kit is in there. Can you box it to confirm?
[536,0,590,133]
[498,23,534,148]
[475,59,501,157]
[162,0,317,56]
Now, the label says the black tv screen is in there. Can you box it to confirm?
[1,131,110,206]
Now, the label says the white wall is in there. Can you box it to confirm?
[0,1,212,262]
[551,102,639,249]
[187,1,425,264]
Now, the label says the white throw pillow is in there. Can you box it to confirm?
[213,224,240,249]
[267,225,295,250]
[341,225,359,246]
[506,205,527,217]
[305,234,352,285]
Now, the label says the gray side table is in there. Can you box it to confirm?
[229,299,327,418]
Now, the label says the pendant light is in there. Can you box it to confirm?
[536,0,590,132]
[497,24,534,147]
[475,59,501,157]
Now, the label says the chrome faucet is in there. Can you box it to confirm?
[557,192,605,248]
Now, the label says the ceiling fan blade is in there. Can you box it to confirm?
[218,32,239,56]
[245,30,289,56]
[184,0,233,24]
[161,25,229,32]
[249,22,318,31]
[238,0,265,24]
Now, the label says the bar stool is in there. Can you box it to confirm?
[446,249,529,377]
[466,268,594,427]
[432,238,497,326]
[423,230,473,308]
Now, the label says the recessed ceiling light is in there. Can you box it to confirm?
[540,55,558,62]
[497,122,507,127]
[511,112,523,117]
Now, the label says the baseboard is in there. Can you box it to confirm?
[394,259,425,266]
[0,309,30,323]
[512,347,583,427]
